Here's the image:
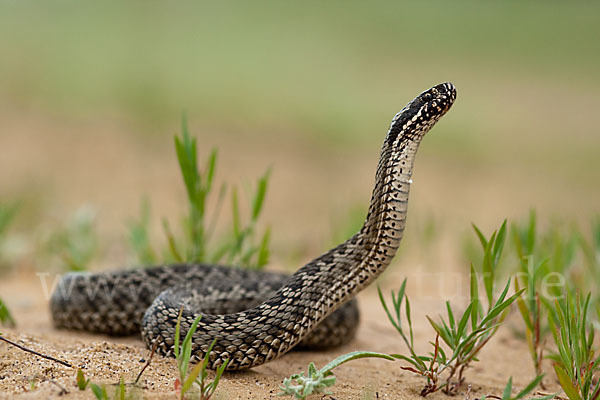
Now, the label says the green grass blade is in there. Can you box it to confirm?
[492,219,507,267]
[256,227,271,268]
[405,296,414,347]
[440,317,456,348]
[378,286,402,334]
[480,289,524,326]
[181,315,203,371]
[207,359,229,397]
[231,188,241,238]
[200,338,217,375]
[494,278,511,307]
[515,294,533,332]
[482,232,496,308]
[115,377,125,400]
[472,223,488,249]
[182,362,203,393]
[76,369,89,390]
[174,307,183,360]
[457,302,474,339]
[318,351,395,375]
[162,218,183,262]
[446,301,456,334]
[204,149,218,194]
[174,119,201,207]
[427,316,453,349]
[554,364,583,400]
[90,383,108,400]
[394,280,407,326]
[526,210,537,255]
[513,374,544,400]
[470,264,479,330]
[502,376,513,400]
[252,168,270,221]
[391,354,424,371]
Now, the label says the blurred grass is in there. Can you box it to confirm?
[0,0,598,264]
[1,1,598,152]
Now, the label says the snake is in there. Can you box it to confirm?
[50,82,456,370]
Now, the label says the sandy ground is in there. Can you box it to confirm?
[1,111,593,399]
[0,262,563,400]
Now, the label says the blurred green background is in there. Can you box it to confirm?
[0,0,598,267]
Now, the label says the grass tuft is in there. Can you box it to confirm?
[76,369,141,400]
[379,220,522,396]
[128,116,272,269]
[479,375,553,400]
[547,291,600,400]
[174,307,228,400]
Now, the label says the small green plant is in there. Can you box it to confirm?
[278,351,395,399]
[0,297,15,327]
[76,368,90,390]
[89,380,134,400]
[510,212,600,380]
[174,309,228,400]
[128,116,271,269]
[29,377,37,391]
[377,279,443,396]
[77,370,138,400]
[479,375,552,400]
[380,277,522,395]
[547,291,600,400]
[380,220,523,396]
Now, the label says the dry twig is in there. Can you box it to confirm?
[0,334,73,368]
[135,340,158,384]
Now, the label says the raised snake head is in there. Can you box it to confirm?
[386,82,456,144]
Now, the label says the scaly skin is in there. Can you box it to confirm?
[51,82,456,370]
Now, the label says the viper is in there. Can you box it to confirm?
[51,82,456,370]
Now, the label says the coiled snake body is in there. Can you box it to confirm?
[51,83,456,370]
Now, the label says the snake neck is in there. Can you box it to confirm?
[306,129,423,304]
[355,135,421,280]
